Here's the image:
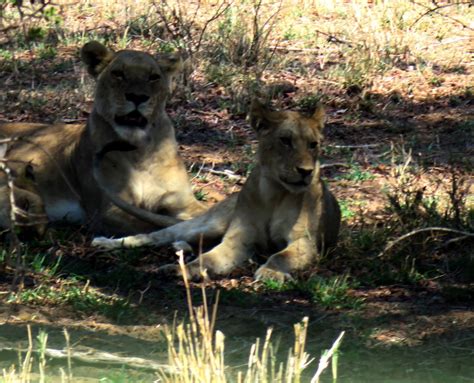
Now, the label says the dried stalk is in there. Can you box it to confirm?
[0,142,23,291]
[378,227,474,258]
[410,1,474,30]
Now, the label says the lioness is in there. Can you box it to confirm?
[93,101,341,281]
[0,42,205,234]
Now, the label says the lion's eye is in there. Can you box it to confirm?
[149,73,161,82]
[111,70,125,80]
[280,137,292,147]
[309,141,318,149]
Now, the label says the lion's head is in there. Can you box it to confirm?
[250,100,325,193]
[81,41,185,145]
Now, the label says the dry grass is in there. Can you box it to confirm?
[2,254,344,382]
[2,1,472,85]
[1,1,472,118]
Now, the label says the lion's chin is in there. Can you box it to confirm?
[279,178,311,194]
[114,125,151,146]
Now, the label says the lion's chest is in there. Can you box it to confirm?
[265,197,305,248]
[128,168,165,207]
[103,148,189,210]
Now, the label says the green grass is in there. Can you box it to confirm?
[337,164,375,182]
[262,278,285,291]
[339,200,356,220]
[194,189,208,201]
[264,275,363,310]
[295,275,363,309]
[8,277,131,321]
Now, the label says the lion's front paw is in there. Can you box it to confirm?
[254,266,293,283]
[91,237,122,250]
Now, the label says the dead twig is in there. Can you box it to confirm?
[320,162,350,169]
[202,167,243,181]
[410,1,474,30]
[439,235,472,248]
[194,0,233,57]
[0,142,23,292]
[0,345,174,373]
[137,281,152,305]
[377,227,474,258]
[327,144,382,149]
[154,0,232,58]
[268,46,321,53]
[314,29,353,47]
[419,36,472,49]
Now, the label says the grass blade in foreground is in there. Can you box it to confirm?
[157,251,345,383]
[2,252,345,382]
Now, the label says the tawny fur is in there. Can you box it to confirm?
[0,42,205,234]
[93,101,341,281]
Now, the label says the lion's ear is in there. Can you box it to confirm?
[249,99,285,133]
[156,52,188,93]
[81,41,115,77]
[156,52,187,75]
[309,104,325,131]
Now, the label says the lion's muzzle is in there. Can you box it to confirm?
[114,110,148,129]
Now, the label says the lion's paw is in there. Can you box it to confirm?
[254,266,293,283]
[91,237,122,250]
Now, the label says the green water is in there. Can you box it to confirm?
[1,312,472,383]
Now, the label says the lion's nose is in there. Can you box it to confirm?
[125,93,150,106]
[296,167,313,178]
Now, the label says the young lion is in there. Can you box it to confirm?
[0,42,205,234]
[93,101,341,281]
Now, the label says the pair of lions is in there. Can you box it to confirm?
[93,100,341,282]
[0,41,341,281]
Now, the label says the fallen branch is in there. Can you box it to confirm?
[314,29,353,47]
[419,36,472,49]
[1,346,174,373]
[327,144,381,149]
[410,1,473,30]
[440,235,472,248]
[320,162,350,169]
[268,46,321,53]
[377,227,474,258]
[202,167,243,181]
